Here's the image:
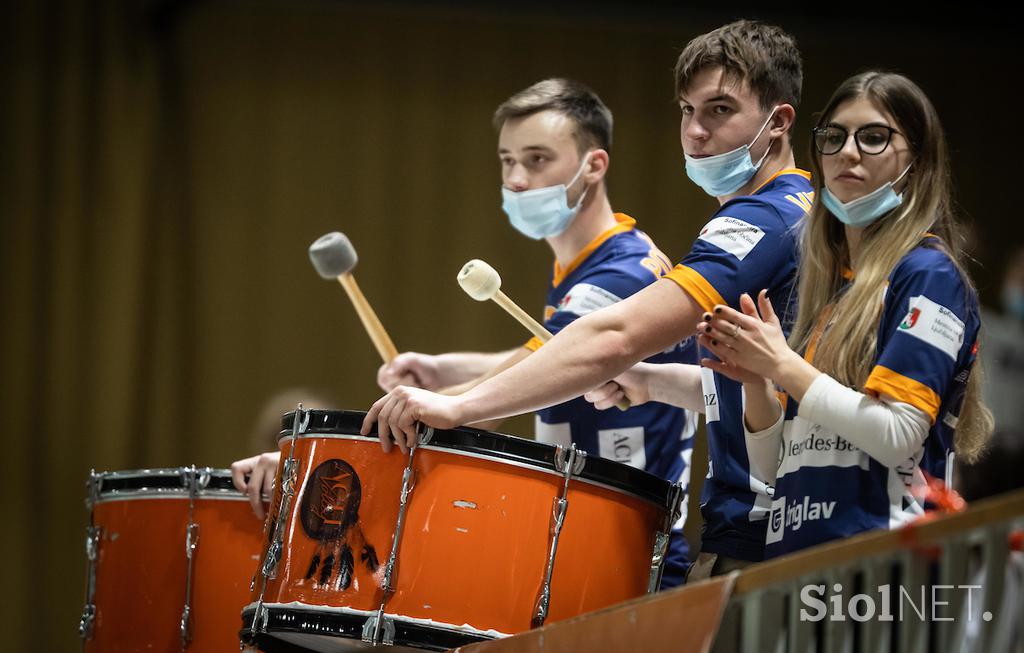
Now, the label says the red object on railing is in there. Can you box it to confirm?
[1009,530,1024,552]
[897,473,968,560]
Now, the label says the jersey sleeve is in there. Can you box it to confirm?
[664,201,797,313]
[863,250,979,424]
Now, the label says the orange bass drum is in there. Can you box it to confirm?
[79,467,265,652]
[242,409,682,652]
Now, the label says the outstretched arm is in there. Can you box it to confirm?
[362,279,703,451]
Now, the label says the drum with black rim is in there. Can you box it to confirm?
[242,410,679,653]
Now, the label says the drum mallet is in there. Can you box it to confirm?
[309,232,400,364]
[457,259,630,411]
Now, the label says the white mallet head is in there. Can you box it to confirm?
[458,259,502,301]
[309,232,358,279]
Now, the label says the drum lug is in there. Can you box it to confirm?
[79,525,102,640]
[647,531,671,593]
[362,611,396,646]
[295,407,311,435]
[78,604,96,640]
[261,540,282,579]
[418,425,435,446]
[179,605,192,648]
[84,470,102,511]
[553,444,586,475]
[646,481,684,593]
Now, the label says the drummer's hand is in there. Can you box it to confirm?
[361,386,463,454]
[377,352,437,391]
[230,451,280,520]
[584,363,653,410]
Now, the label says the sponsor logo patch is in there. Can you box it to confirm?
[896,295,965,361]
[598,426,646,470]
[697,216,766,261]
[556,283,622,316]
[700,366,720,423]
[766,497,785,544]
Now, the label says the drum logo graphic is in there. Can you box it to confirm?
[300,459,379,590]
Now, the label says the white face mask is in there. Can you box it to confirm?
[500,153,591,240]
[683,107,778,197]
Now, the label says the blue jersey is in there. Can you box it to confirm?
[530,213,697,585]
[765,239,980,556]
[665,169,814,561]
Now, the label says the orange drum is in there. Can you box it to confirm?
[242,410,682,652]
[79,468,265,653]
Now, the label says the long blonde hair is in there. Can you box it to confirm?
[791,71,993,463]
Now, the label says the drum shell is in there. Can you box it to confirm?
[85,480,264,653]
[255,433,666,635]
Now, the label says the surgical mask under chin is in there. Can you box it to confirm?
[684,108,777,197]
[821,163,913,228]
[501,154,590,240]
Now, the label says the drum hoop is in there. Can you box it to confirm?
[280,410,672,506]
[90,467,239,497]
[241,602,508,644]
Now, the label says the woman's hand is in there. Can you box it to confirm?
[696,290,796,381]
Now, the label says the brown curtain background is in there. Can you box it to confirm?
[1,2,1019,649]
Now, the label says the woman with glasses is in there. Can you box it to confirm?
[696,71,994,555]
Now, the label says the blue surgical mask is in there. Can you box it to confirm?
[501,154,591,240]
[821,163,913,228]
[684,107,778,197]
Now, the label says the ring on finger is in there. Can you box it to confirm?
[732,323,741,338]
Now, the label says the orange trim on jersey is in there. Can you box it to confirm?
[863,365,941,424]
[752,168,812,194]
[524,336,544,352]
[664,265,727,314]
[803,305,834,365]
[551,213,636,287]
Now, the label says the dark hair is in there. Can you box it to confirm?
[674,20,802,112]
[493,78,613,153]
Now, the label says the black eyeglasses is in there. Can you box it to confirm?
[812,124,904,156]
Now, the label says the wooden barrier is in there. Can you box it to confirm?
[453,489,1024,653]
[454,573,736,653]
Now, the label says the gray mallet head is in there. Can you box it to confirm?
[458,259,502,301]
[309,232,358,279]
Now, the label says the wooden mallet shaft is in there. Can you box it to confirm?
[336,273,399,363]
[458,259,631,411]
[309,231,401,364]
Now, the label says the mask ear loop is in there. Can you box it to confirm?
[566,151,594,209]
[750,106,781,170]
[893,159,915,192]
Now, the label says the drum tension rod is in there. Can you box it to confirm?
[363,424,434,647]
[180,466,211,650]
[79,471,103,642]
[246,404,308,648]
[533,443,586,628]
